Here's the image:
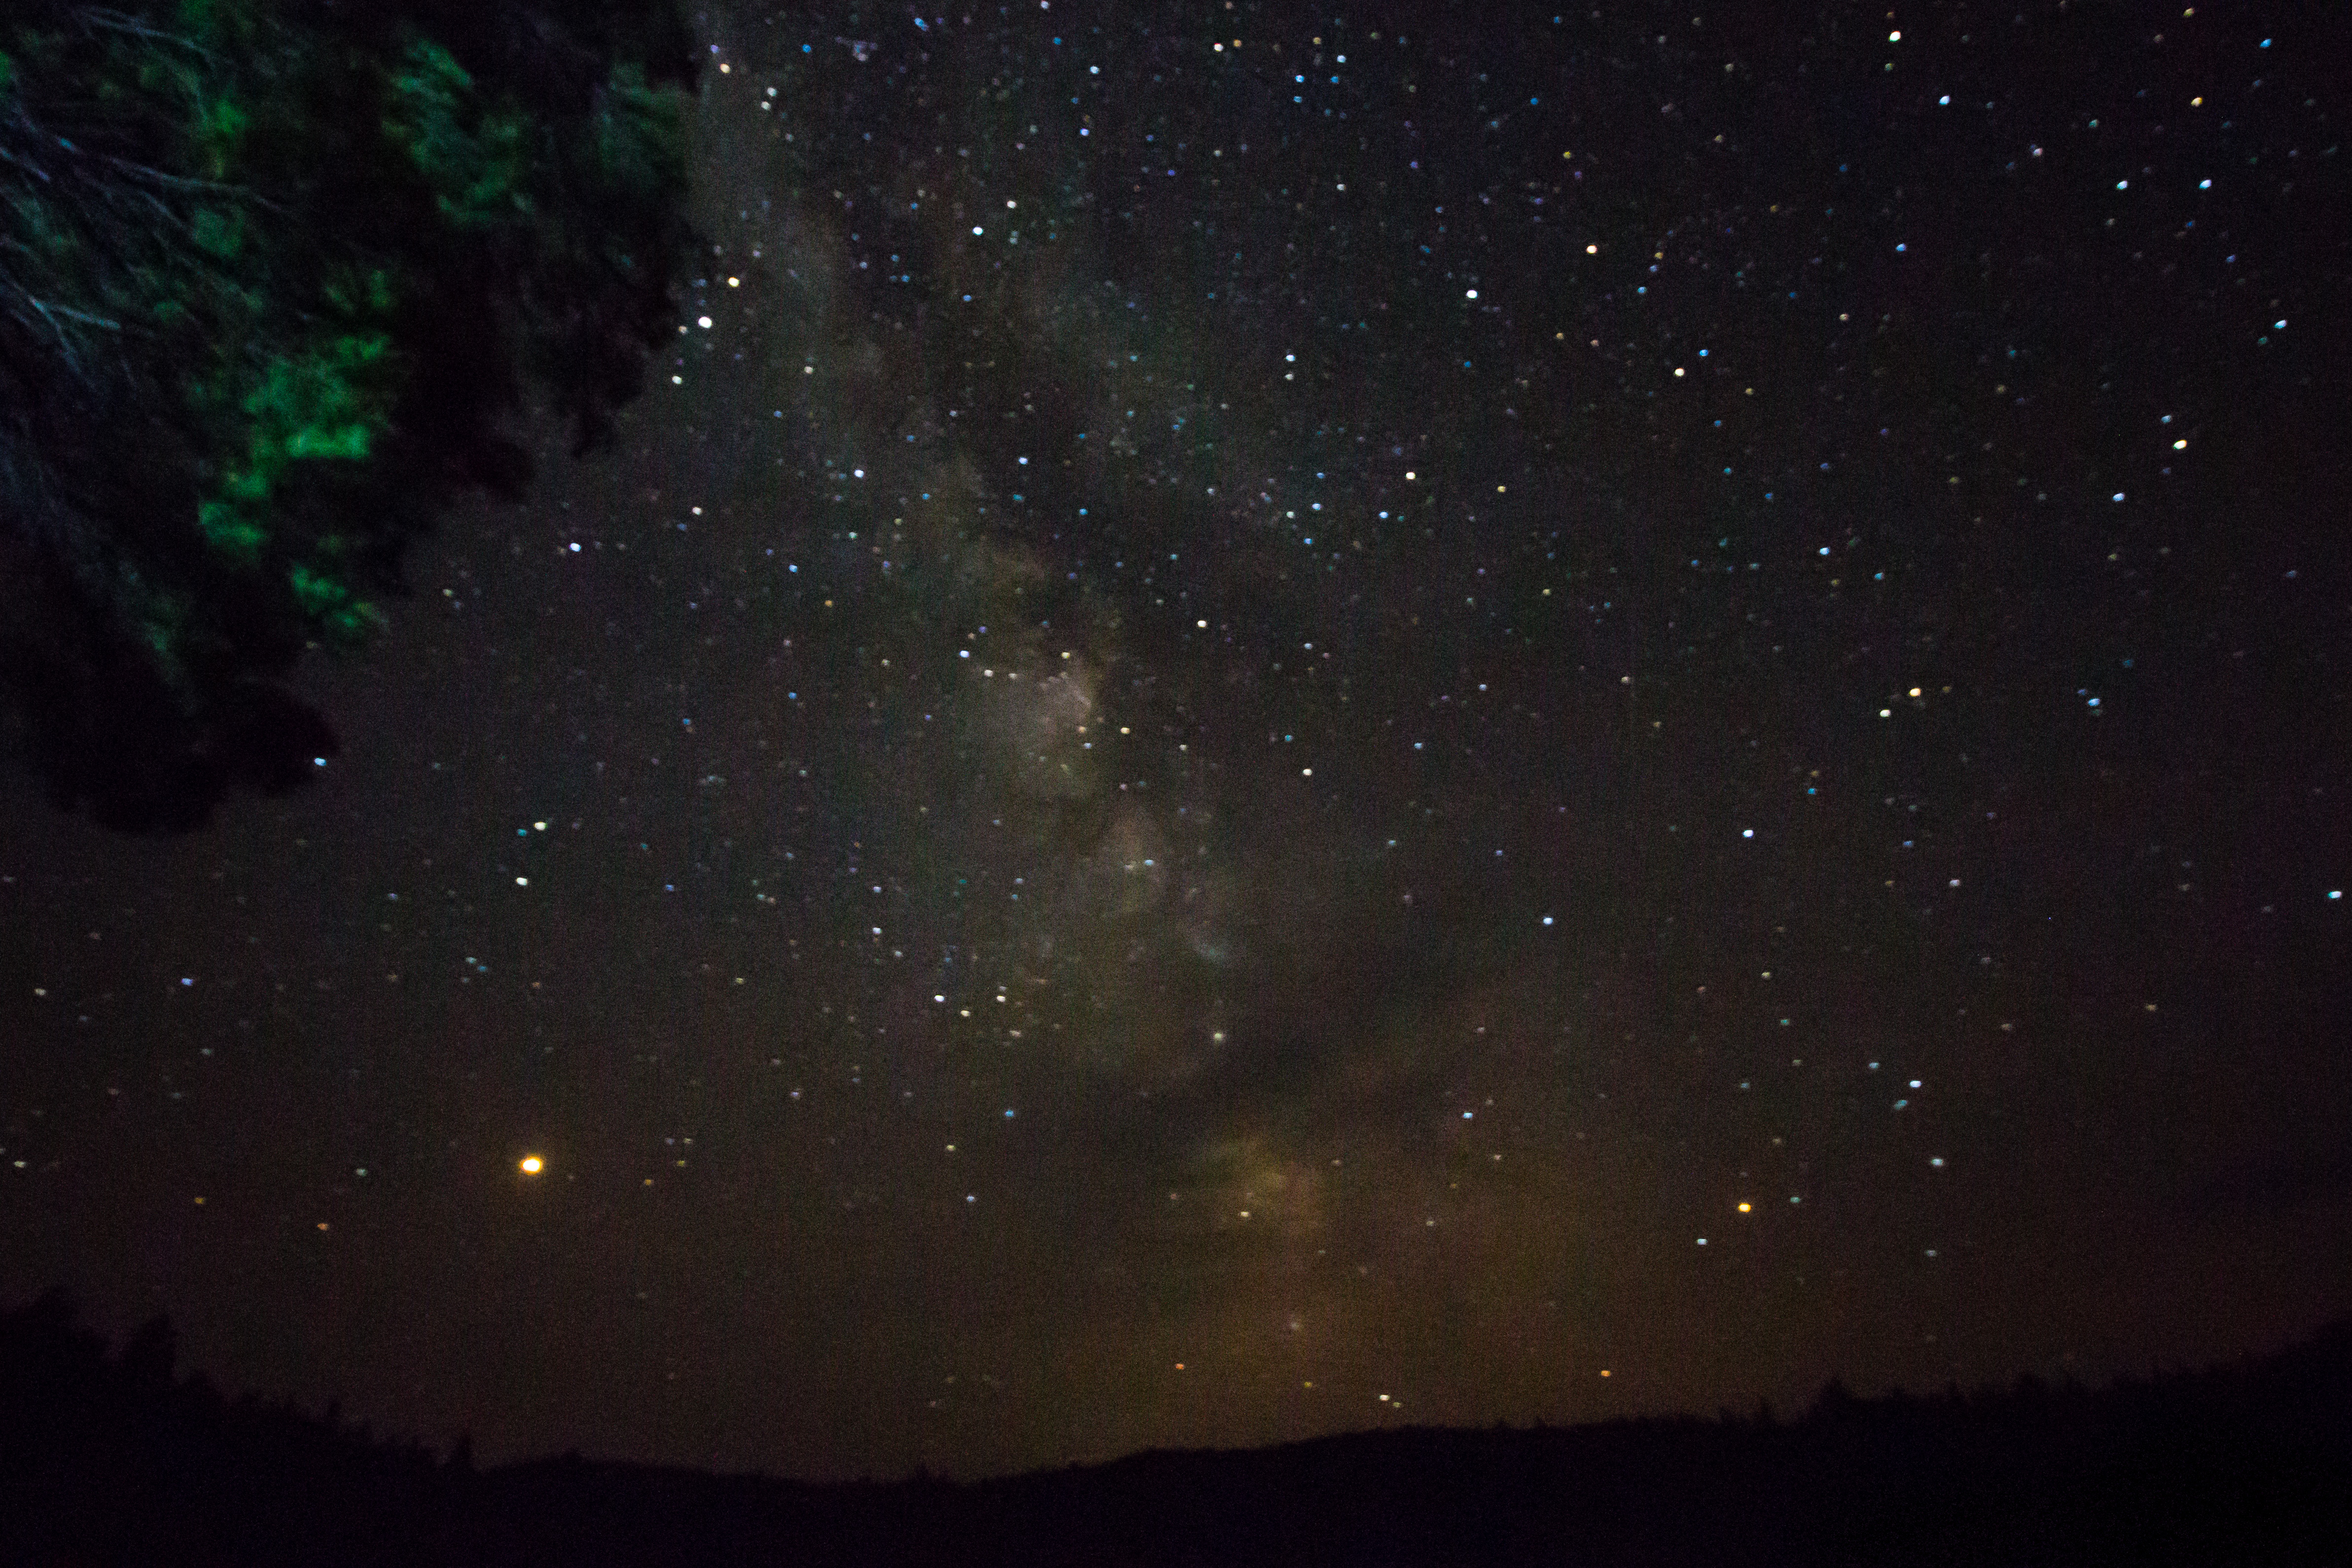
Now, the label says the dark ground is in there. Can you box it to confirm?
[5,1289,2347,1567]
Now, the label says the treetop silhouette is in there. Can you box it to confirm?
[0,0,704,829]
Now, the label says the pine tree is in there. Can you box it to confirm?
[0,0,703,828]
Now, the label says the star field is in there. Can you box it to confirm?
[2,0,2348,1483]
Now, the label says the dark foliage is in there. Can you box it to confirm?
[0,0,702,831]
[5,1286,2349,1567]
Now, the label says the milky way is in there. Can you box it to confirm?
[2,0,2347,1482]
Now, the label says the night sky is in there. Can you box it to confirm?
[4,0,2350,1484]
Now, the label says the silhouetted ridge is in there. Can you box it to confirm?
[5,1288,2348,1566]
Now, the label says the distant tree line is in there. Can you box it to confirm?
[0,0,703,829]
[6,1286,2350,1567]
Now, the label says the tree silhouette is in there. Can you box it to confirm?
[5,1288,2351,1568]
[0,0,703,830]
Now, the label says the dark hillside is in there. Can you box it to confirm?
[5,1290,2347,1567]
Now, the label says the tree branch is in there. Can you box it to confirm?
[69,7,220,68]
